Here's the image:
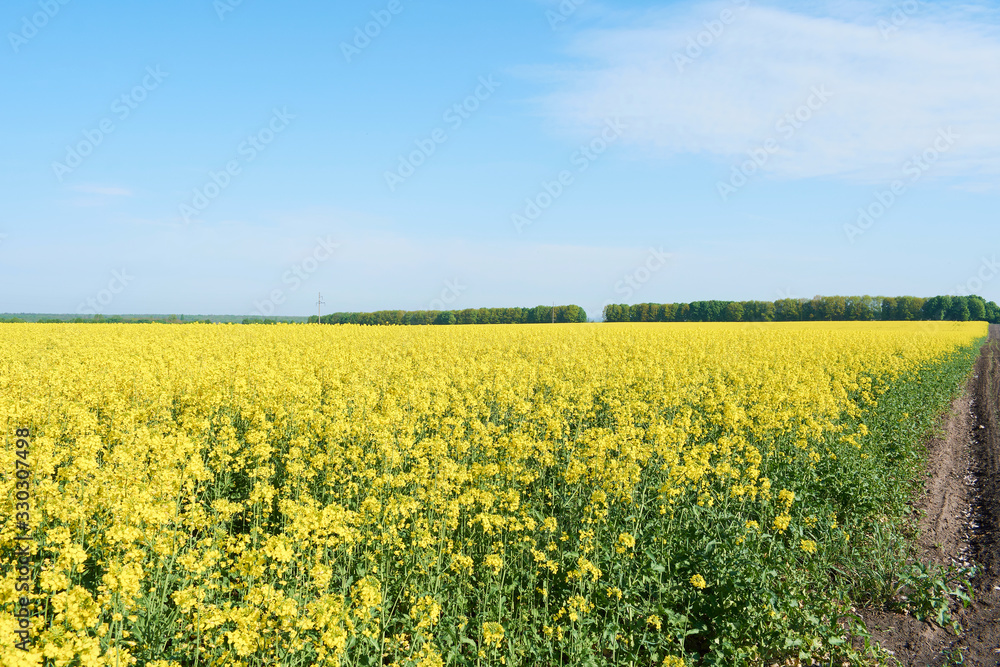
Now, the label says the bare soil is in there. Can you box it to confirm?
[862,324,1000,666]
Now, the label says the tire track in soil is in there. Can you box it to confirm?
[863,324,1000,666]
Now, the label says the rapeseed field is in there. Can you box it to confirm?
[0,322,987,666]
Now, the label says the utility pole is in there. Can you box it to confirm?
[317,292,325,324]
[552,301,555,324]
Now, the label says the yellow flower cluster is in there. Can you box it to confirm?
[0,320,984,665]
[615,532,636,554]
[481,621,505,648]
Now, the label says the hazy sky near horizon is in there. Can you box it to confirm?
[2,0,999,319]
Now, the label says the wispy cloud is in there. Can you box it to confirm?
[71,185,133,196]
[538,0,1000,186]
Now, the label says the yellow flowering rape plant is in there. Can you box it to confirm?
[0,321,986,666]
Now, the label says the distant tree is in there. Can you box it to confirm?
[878,297,895,320]
[826,296,847,320]
[741,301,770,322]
[710,301,730,322]
[986,301,1000,323]
[947,298,971,322]
[687,301,706,322]
[705,301,727,322]
[922,296,951,320]
[724,302,744,322]
[525,306,547,323]
[896,296,924,320]
[774,299,800,321]
[603,304,626,322]
[759,301,776,322]
[968,296,987,321]
[556,305,587,323]
[856,296,876,321]
[502,308,526,324]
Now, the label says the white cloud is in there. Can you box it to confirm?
[540,0,1000,185]
[67,184,134,208]
[71,185,133,196]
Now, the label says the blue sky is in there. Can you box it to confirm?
[1,0,998,319]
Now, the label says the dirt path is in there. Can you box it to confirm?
[864,324,1000,666]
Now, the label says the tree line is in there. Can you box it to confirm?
[0,315,216,324]
[9,296,997,326]
[603,295,1000,323]
[309,305,588,326]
